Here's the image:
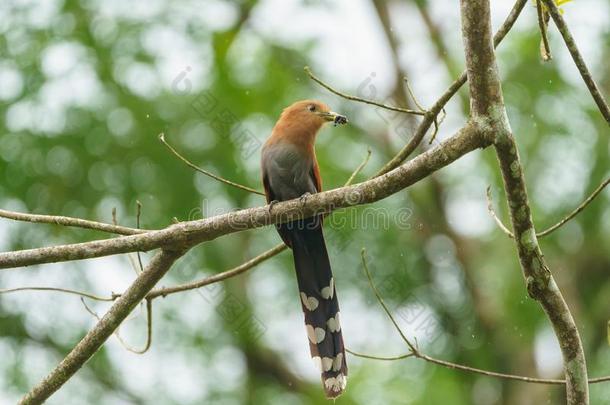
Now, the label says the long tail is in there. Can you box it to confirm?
[285,217,347,398]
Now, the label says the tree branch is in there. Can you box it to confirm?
[307,0,527,178]
[2,148,373,304]
[459,0,589,402]
[460,0,505,117]
[14,123,487,403]
[20,248,185,404]
[147,146,371,298]
[11,3,574,401]
[0,124,488,270]
[0,244,286,304]
[303,0,526,180]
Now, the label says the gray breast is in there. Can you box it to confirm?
[262,143,317,201]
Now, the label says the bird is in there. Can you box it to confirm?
[261,100,349,398]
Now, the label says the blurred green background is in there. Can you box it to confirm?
[0,0,609,404]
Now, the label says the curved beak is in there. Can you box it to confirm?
[318,111,348,126]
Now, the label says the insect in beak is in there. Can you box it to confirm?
[318,111,348,126]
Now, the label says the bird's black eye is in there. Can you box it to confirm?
[308,104,316,112]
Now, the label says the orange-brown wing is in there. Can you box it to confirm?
[311,160,322,192]
[310,160,324,225]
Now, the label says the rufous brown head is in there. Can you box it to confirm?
[276,100,348,134]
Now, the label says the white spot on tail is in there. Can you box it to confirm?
[306,324,326,344]
[332,353,343,371]
[300,292,319,311]
[312,356,322,372]
[321,277,334,300]
[324,373,347,393]
[321,357,333,372]
[327,312,341,333]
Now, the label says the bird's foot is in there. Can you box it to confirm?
[268,200,279,214]
[299,192,312,207]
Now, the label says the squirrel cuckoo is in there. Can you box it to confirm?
[261,100,348,398]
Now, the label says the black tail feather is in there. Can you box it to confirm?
[288,217,347,398]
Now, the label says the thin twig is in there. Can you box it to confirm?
[487,178,610,239]
[147,244,288,299]
[114,205,144,277]
[542,0,610,123]
[80,297,152,354]
[536,0,552,61]
[423,350,610,385]
[486,186,515,238]
[536,179,610,237]
[148,147,373,299]
[135,201,144,274]
[159,133,264,195]
[346,348,414,361]
[359,249,610,385]
[127,254,143,277]
[126,299,153,355]
[304,66,427,116]
[353,346,610,385]
[403,78,426,113]
[360,248,417,353]
[345,148,372,186]
[0,287,115,302]
[0,208,145,236]
[375,0,528,176]
[419,353,566,384]
[403,77,446,145]
[429,108,447,145]
[412,0,463,95]
[343,148,373,187]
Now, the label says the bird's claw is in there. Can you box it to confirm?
[268,200,279,214]
[299,192,312,207]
